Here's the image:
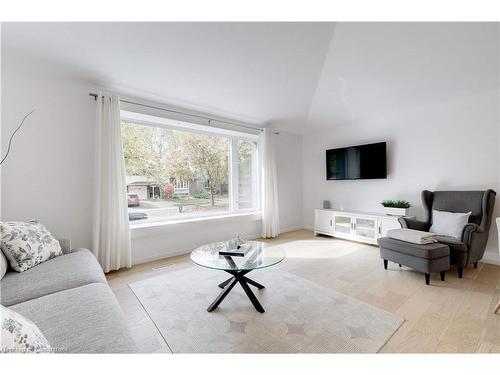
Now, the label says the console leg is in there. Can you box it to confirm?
[383,259,388,270]
[425,273,430,285]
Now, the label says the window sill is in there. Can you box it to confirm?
[130,211,262,238]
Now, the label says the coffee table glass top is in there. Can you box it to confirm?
[190,240,285,271]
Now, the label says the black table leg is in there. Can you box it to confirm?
[207,277,238,312]
[208,270,266,313]
[238,277,265,313]
[218,276,234,289]
[243,276,265,289]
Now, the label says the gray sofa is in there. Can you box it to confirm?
[398,189,496,277]
[1,240,137,353]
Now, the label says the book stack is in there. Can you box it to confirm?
[218,242,252,257]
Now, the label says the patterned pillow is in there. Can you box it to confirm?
[1,250,8,279]
[1,305,51,353]
[0,220,62,272]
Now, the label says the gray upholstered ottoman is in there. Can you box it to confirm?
[377,237,450,285]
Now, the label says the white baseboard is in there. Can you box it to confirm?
[132,227,500,268]
[132,248,192,265]
[280,225,308,233]
[131,228,306,266]
[481,254,500,266]
[132,232,262,266]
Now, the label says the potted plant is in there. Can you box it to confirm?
[381,199,410,216]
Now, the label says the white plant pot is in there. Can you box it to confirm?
[383,207,408,216]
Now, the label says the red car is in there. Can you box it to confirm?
[127,194,140,207]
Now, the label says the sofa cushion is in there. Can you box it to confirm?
[1,249,106,307]
[10,283,137,353]
[377,237,450,260]
[0,220,62,272]
[1,305,51,353]
[1,250,7,280]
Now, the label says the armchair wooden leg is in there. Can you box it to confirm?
[458,267,464,278]
[474,262,478,269]
[440,271,446,281]
[383,259,388,270]
[425,273,430,285]
[494,300,500,314]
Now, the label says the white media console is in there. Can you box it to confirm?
[314,208,408,245]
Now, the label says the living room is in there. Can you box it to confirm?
[1,1,500,373]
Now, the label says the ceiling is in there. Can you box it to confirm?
[2,22,499,133]
[307,22,500,128]
[1,22,334,132]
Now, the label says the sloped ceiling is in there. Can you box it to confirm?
[306,22,500,130]
[2,22,499,133]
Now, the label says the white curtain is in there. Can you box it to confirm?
[261,128,280,238]
[93,92,132,272]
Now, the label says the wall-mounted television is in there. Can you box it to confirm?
[326,142,387,180]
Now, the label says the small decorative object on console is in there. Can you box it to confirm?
[323,200,331,209]
[381,199,410,216]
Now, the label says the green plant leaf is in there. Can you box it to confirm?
[381,199,410,208]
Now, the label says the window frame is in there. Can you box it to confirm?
[120,110,261,224]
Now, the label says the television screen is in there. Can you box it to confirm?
[326,142,387,180]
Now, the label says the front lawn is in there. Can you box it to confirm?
[133,194,229,212]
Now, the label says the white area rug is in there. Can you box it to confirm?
[129,267,403,353]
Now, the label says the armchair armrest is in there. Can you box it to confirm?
[398,217,431,232]
[461,223,482,246]
[57,238,72,254]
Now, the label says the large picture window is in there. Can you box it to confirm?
[121,111,260,224]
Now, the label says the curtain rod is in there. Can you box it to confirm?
[89,92,265,133]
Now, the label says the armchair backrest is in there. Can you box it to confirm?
[422,190,496,230]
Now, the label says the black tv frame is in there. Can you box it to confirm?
[326,141,387,180]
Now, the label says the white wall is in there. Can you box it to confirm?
[1,59,303,264]
[0,25,2,219]
[1,63,97,249]
[302,90,500,263]
[274,131,303,233]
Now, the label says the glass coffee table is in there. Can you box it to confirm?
[190,240,285,313]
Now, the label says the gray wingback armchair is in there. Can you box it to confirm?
[399,190,496,278]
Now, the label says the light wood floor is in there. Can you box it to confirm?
[107,229,500,353]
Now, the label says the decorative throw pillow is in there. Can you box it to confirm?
[1,305,51,353]
[1,250,8,280]
[429,210,472,240]
[0,220,62,272]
